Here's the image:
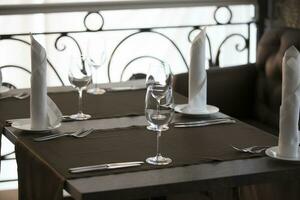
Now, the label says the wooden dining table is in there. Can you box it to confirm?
[1,85,300,200]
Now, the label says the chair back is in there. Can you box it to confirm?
[255,28,300,129]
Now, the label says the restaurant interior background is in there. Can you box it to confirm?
[0,0,299,198]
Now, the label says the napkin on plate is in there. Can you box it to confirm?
[278,46,300,158]
[30,35,62,130]
[184,28,207,113]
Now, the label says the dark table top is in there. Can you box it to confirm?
[2,86,300,200]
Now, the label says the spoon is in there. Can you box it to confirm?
[231,145,269,154]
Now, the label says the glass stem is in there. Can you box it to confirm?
[156,131,162,158]
[157,99,161,116]
[93,67,98,89]
[78,88,83,115]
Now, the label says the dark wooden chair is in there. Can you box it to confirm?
[174,27,300,136]
[173,27,300,200]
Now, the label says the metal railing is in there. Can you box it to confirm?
[0,0,257,15]
[0,1,257,87]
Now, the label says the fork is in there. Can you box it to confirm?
[34,128,94,142]
[231,145,270,154]
[74,128,94,138]
[0,92,30,100]
[13,92,30,99]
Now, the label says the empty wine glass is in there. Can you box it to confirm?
[145,85,174,165]
[86,38,106,95]
[146,62,172,87]
[68,55,92,120]
[146,62,173,128]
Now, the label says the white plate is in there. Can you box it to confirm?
[174,104,219,116]
[0,86,10,93]
[265,146,300,162]
[99,79,146,91]
[11,118,61,132]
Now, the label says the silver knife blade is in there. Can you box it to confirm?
[106,86,145,92]
[69,161,144,171]
[69,163,142,173]
[173,118,233,125]
[174,119,236,128]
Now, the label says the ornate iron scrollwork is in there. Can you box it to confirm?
[214,6,233,25]
[215,33,248,66]
[84,11,105,32]
[107,29,189,82]
[120,55,165,81]
[0,5,255,87]
[0,37,65,86]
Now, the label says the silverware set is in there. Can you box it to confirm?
[34,128,94,142]
[29,110,261,170]
[68,145,269,174]
[34,118,235,142]
[173,118,236,128]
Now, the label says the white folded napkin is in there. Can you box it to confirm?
[47,97,62,127]
[185,28,207,113]
[278,46,300,158]
[30,35,62,129]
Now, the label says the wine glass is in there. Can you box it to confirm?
[146,62,172,87]
[145,85,174,165]
[146,62,173,130]
[68,55,92,120]
[86,38,106,95]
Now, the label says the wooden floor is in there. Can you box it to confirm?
[0,189,76,200]
[0,189,18,200]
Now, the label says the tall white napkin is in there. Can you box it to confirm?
[186,28,207,112]
[30,36,62,129]
[278,46,300,158]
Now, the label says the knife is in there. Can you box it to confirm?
[105,86,146,92]
[174,119,236,128]
[69,161,144,173]
[173,118,233,125]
